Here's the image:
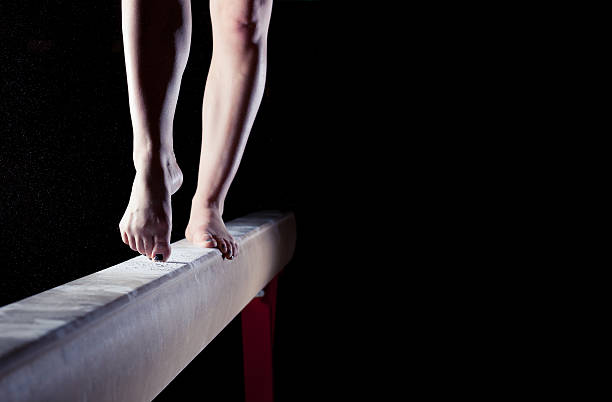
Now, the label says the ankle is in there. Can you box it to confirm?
[133,148,175,171]
[133,132,174,160]
[191,196,224,216]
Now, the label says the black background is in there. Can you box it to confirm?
[0,1,353,400]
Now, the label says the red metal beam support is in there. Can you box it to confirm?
[241,275,279,402]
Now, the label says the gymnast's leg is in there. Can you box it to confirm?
[185,0,273,260]
[119,0,192,262]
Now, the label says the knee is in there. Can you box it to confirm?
[211,0,273,48]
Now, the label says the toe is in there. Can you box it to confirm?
[227,241,235,260]
[152,235,171,262]
[121,231,129,245]
[197,233,217,248]
[136,237,146,255]
[128,235,138,253]
[144,236,154,258]
[218,239,228,257]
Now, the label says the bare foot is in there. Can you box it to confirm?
[119,151,182,262]
[185,199,238,260]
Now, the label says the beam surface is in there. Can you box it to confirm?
[0,211,296,402]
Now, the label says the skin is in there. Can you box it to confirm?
[118,0,272,262]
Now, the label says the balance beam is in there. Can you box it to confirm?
[0,211,296,402]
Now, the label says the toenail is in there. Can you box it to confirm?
[154,254,163,261]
